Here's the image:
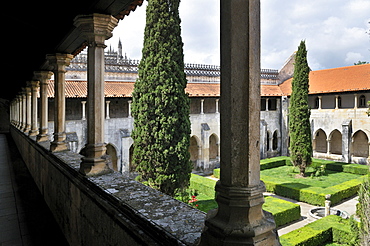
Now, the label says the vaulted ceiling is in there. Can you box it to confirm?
[2,0,142,100]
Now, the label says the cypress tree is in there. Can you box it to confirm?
[131,0,192,196]
[289,40,312,177]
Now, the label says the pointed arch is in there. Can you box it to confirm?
[328,129,342,155]
[313,129,327,153]
[189,135,201,164]
[106,143,118,171]
[352,130,369,157]
[209,133,219,160]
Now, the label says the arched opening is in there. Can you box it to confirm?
[272,130,278,151]
[329,130,342,155]
[359,95,366,108]
[189,136,200,168]
[314,129,327,153]
[209,134,219,160]
[352,130,369,157]
[266,131,271,151]
[129,145,135,172]
[106,143,118,171]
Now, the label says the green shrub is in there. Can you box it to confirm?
[264,196,301,227]
[213,168,220,179]
[260,156,288,170]
[280,215,352,246]
[189,173,216,198]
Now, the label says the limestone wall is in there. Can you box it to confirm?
[10,126,204,245]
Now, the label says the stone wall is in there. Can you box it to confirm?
[10,126,204,245]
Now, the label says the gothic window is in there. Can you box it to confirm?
[268,98,277,110]
[337,96,342,108]
[261,98,266,111]
[315,97,319,109]
[359,95,366,108]
[272,131,278,150]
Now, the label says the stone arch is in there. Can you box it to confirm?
[313,129,327,153]
[352,130,369,157]
[266,130,271,151]
[272,130,279,151]
[129,144,135,172]
[189,135,200,167]
[328,129,342,155]
[209,133,219,160]
[106,143,118,171]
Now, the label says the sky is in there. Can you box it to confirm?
[106,0,370,71]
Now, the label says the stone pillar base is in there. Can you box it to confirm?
[80,143,111,176]
[29,129,39,137]
[50,132,69,152]
[36,129,49,142]
[201,181,280,246]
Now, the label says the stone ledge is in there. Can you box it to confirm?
[11,126,205,245]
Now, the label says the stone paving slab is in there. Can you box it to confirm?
[0,134,68,246]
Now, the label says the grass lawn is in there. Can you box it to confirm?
[261,166,361,189]
[261,165,365,206]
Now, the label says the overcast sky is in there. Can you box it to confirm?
[106,0,370,71]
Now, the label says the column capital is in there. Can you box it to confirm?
[28,80,40,90]
[74,13,118,45]
[34,71,53,83]
[46,53,74,73]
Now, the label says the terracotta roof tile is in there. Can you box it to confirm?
[279,64,370,95]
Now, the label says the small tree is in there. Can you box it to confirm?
[358,175,370,246]
[131,0,192,196]
[289,40,312,177]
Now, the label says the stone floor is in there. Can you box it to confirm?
[0,134,68,246]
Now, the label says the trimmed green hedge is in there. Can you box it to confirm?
[189,174,301,227]
[280,215,353,246]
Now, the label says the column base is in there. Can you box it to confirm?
[36,129,49,142]
[29,129,39,137]
[50,132,68,152]
[200,181,280,246]
[80,143,111,176]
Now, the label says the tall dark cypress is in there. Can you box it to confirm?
[289,40,312,177]
[131,0,192,196]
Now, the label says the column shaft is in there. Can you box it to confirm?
[47,54,73,152]
[35,71,53,142]
[74,13,118,175]
[201,0,279,244]
[25,87,31,133]
[29,81,40,136]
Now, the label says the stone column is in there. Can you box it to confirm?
[74,13,118,176]
[342,119,352,163]
[35,71,53,142]
[24,86,32,134]
[16,94,21,128]
[266,98,269,111]
[21,89,27,132]
[201,0,279,245]
[318,96,322,109]
[46,54,74,152]
[215,98,219,114]
[200,99,204,114]
[29,80,40,136]
[327,139,331,155]
[354,94,358,109]
[335,95,339,109]
[128,100,132,118]
[105,100,110,119]
[81,101,86,120]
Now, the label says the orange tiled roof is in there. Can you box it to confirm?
[279,64,370,95]
[261,85,283,96]
[47,81,220,98]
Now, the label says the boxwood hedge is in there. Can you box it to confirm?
[280,215,353,246]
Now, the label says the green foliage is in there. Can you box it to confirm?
[357,175,370,246]
[187,174,300,227]
[261,166,365,206]
[131,0,192,196]
[280,215,353,246]
[289,40,312,176]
